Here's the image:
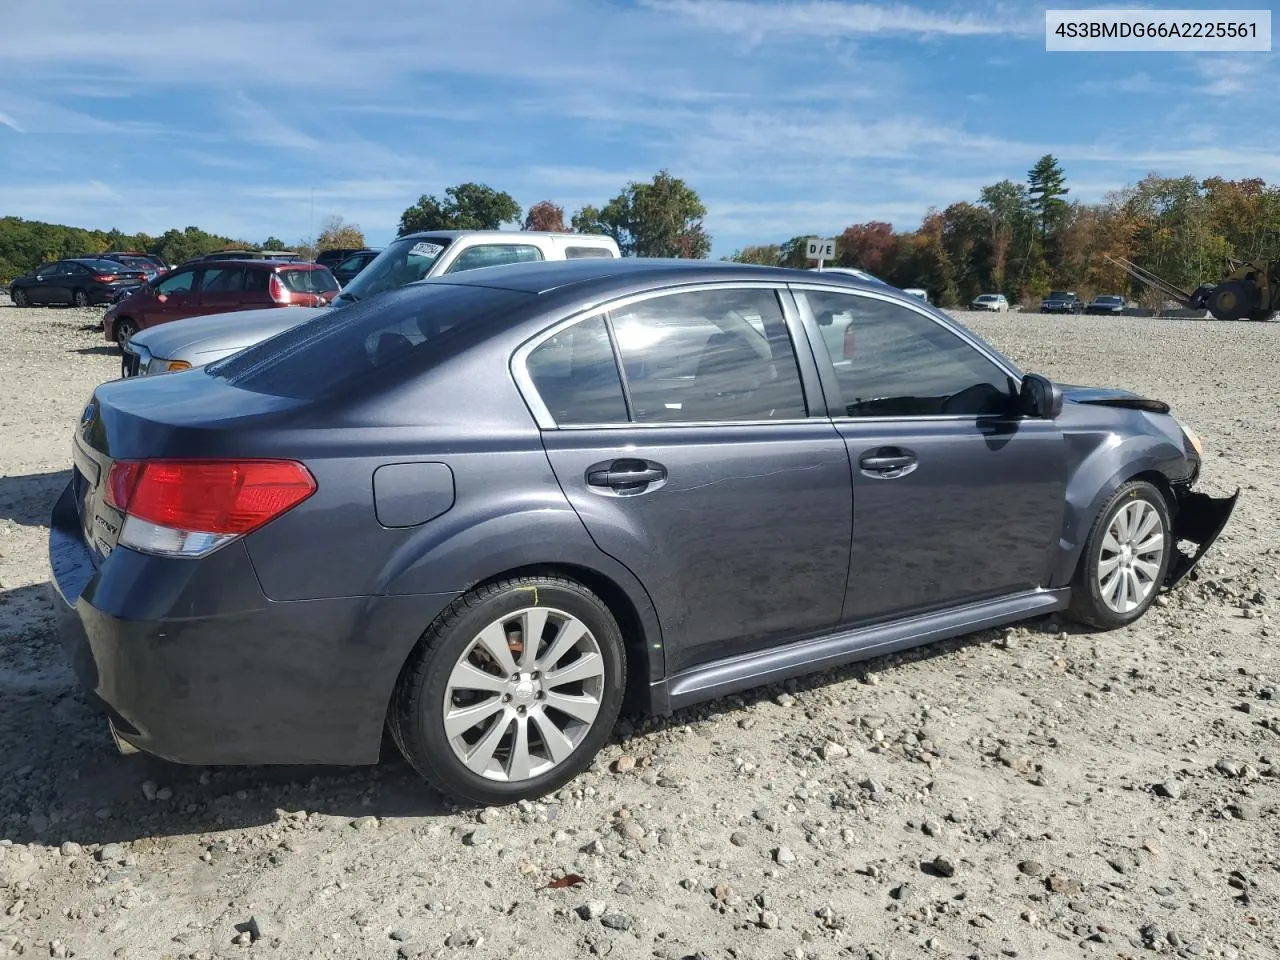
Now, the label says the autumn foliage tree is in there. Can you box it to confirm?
[316,215,365,251]
[836,221,895,274]
[523,201,568,232]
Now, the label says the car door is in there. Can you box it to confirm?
[194,265,248,314]
[27,264,62,304]
[791,285,1068,626]
[142,266,201,327]
[518,284,853,676]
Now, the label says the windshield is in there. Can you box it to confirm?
[1095,296,1121,303]
[975,295,997,302]
[333,236,453,304]
[1047,291,1071,299]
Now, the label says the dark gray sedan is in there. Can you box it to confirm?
[49,259,1237,805]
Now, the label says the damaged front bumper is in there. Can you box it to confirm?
[1164,486,1240,589]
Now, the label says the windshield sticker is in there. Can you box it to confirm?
[409,242,444,258]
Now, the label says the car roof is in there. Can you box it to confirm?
[418,257,902,297]
[401,230,616,243]
[176,259,328,270]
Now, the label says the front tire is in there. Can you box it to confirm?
[113,318,137,354]
[10,289,29,307]
[1066,480,1171,630]
[390,576,627,805]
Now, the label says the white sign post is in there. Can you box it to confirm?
[805,238,836,271]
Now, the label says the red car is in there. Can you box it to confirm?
[103,259,339,352]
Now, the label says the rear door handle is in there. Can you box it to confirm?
[858,447,918,478]
[586,459,667,492]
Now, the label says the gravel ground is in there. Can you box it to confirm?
[1,297,1278,960]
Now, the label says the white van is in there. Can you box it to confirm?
[329,230,620,307]
[122,231,621,377]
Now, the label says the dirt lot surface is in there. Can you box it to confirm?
[1,297,1278,960]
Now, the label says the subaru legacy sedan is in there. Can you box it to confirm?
[49,259,1237,805]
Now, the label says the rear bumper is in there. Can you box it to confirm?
[48,480,457,766]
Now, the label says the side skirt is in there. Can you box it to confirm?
[650,588,1070,715]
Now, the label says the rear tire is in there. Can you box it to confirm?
[389,576,627,806]
[1066,480,1172,630]
[113,318,137,354]
[72,289,90,308]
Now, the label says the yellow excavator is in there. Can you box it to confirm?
[1105,255,1279,321]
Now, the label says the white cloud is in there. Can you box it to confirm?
[641,0,1041,39]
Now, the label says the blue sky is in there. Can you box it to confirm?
[0,0,1276,258]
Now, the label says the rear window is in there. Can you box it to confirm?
[564,246,615,259]
[278,267,339,293]
[207,282,529,400]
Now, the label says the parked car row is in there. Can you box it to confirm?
[7,246,385,313]
[49,254,1238,805]
[119,230,622,374]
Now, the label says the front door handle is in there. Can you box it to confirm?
[858,447,918,478]
[586,458,667,492]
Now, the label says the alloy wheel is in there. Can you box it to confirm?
[442,607,605,782]
[1097,499,1165,614]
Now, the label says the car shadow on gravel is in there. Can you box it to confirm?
[68,345,117,357]
[0,572,1067,848]
[0,469,68,527]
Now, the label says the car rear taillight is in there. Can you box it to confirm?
[105,459,316,557]
[94,274,118,282]
[268,273,290,304]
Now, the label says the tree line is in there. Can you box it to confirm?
[5,163,1279,307]
[0,169,711,282]
[727,158,1280,307]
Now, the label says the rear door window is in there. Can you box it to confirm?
[201,266,246,291]
[608,288,808,422]
[208,283,531,399]
[445,244,544,274]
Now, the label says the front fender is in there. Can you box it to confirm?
[1049,425,1190,587]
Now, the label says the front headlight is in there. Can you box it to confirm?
[1173,416,1204,456]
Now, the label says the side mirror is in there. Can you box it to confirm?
[1020,373,1063,419]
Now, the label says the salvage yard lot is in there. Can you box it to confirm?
[1,296,1277,960]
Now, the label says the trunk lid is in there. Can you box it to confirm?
[70,371,307,562]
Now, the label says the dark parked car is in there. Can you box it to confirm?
[103,251,171,274]
[8,258,149,308]
[1086,295,1129,314]
[329,249,382,286]
[1040,290,1084,314]
[315,247,379,269]
[50,259,1237,805]
[103,259,339,352]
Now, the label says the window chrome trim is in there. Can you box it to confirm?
[786,281,1025,385]
[510,280,815,432]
